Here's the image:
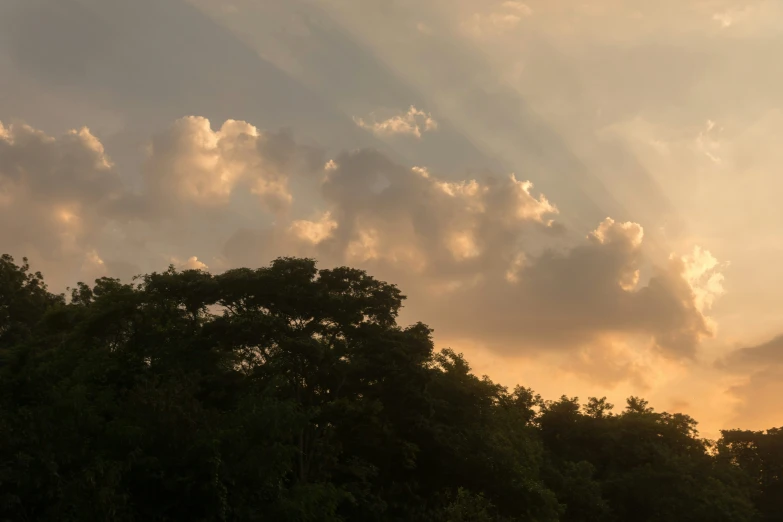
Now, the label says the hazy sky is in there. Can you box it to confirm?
[1,0,782,438]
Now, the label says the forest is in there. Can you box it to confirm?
[0,253,781,522]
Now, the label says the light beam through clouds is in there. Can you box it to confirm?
[2,0,783,437]
[0,116,727,432]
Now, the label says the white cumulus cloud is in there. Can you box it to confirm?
[354,106,438,138]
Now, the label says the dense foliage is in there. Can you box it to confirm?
[0,254,779,521]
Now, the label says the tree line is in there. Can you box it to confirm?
[0,253,780,521]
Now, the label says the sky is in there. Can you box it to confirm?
[1,0,782,438]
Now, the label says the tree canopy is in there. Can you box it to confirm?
[0,254,778,521]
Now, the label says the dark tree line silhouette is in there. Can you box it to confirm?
[0,253,780,521]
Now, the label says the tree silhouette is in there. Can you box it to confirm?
[0,254,773,521]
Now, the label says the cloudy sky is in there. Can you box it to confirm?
[1,0,782,437]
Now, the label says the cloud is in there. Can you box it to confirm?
[0,120,124,285]
[462,13,522,37]
[727,366,783,428]
[712,12,734,28]
[0,121,119,209]
[460,1,532,38]
[289,212,338,245]
[717,334,783,428]
[171,255,209,271]
[7,0,783,437]
[0,116,322,285]
[680,245,725,314]
[224,148,722,363]
[298,149,557,276]
[722,334,783,370]
[711,5,778,31]
[560,339,652,390]
[144,116,322,213]
[0,116,725,383]
[353,106,438,138]
[81,249,109,282]
[418,221,720,359]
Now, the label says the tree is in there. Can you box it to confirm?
[0,254,766,521]
[0,254,64,352]
[719,428,783,521]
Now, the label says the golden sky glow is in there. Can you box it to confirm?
[1,0,782,438]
